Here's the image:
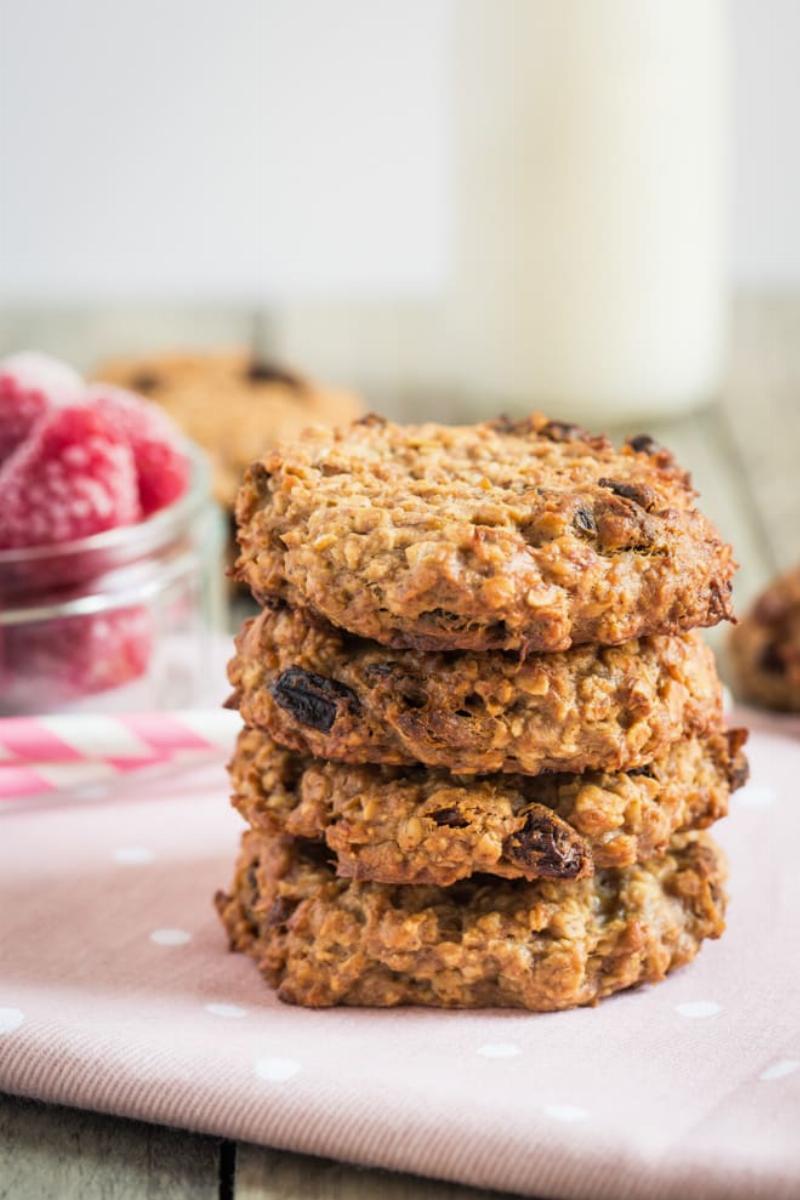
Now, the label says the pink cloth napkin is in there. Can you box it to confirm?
[1,713,798,1200]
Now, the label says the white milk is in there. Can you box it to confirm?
[447,0,729,421]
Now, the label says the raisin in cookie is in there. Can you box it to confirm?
[216,830,727,1010]
[229,605,723,776]
[93,350,361,509]
[235,415,735,653]
[729,565,800,711]
[229,727,746,886]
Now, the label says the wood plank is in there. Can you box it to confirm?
[0,1094,220,1200]
[720,293,800,577]
[235,1144,518,1200]
[0,305,257,374]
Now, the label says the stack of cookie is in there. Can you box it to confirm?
[218,414,747,1010]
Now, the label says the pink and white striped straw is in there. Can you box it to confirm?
[0,710,241,802]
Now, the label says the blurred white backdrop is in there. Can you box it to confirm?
[731,0,800,285]
[0,0,450,299]
[0,0,797,301]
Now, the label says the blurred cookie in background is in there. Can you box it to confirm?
[730,565,800,710]
[92,350,362,511]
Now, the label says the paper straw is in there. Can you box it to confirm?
[0,709,241,801]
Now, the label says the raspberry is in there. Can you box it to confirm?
[0,352,83,463]
[5,607,153,704]
[0,379,47,465]
[87,385,190,516]
[0,404,140,550]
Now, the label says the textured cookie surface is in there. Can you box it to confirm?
[229,727,746,886]
[93,350,361,509]
[730,565,800,710]
[235,415,735,652]
[230,606,723,775]
[216,831,727,1010]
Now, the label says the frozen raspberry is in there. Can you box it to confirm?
[0,379,47,465]
[0,352,83,463]
[0,404,140,549]
[5,607,153,703]
[87,385,190,516]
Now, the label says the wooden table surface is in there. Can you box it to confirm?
[0,293,796,1199]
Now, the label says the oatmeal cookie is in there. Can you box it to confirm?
[229,727,747,886]
[235,415,735,652]
[229,605,723,775]
[215,830,727,1009]
[93,350,361,509]
[729,565,800,710]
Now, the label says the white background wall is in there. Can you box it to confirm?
[0,0,797,300]
[730,0,800,285]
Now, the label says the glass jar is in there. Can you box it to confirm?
[0,445,226,715]
[447,0,729,422]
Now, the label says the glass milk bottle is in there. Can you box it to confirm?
[448,0,729,422]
